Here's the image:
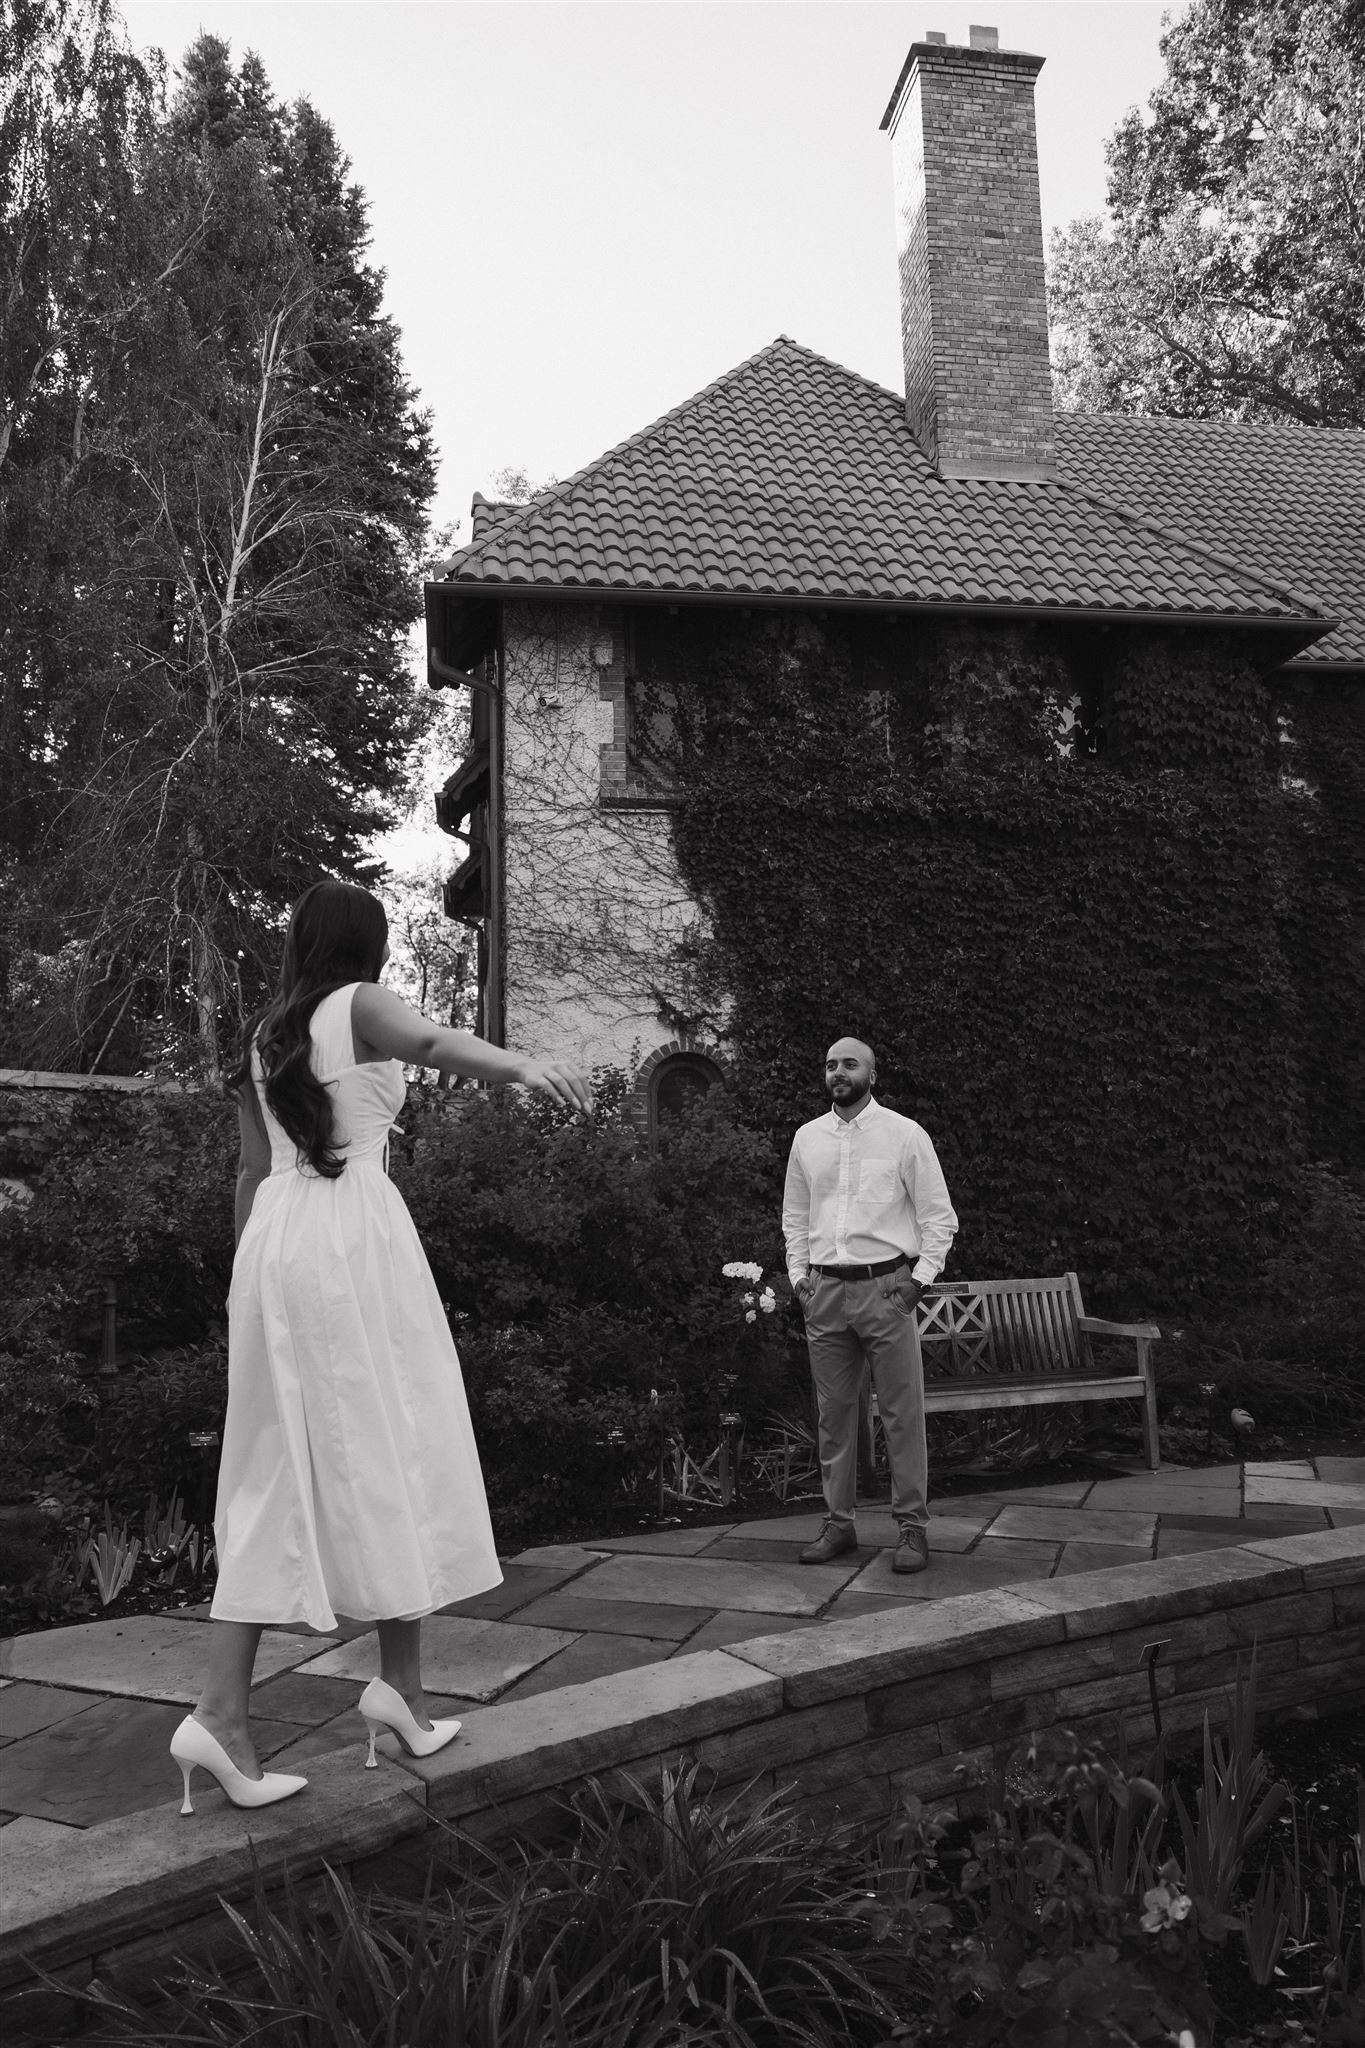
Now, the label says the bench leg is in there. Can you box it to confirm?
[1138,1342,1160,1471]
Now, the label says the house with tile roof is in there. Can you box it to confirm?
[424,26,1362,1135]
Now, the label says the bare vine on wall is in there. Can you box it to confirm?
[499,602,721,1067]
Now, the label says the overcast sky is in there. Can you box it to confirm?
[121,1,1183,546]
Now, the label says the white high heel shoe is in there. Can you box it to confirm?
[170,1714,309,1815]
[358,1678,462,1767]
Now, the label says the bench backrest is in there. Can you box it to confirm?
[917,1274,1092,1380]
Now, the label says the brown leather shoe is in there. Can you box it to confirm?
[799,1521,858,1564]
[893,1526,930,1574]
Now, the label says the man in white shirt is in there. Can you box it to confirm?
[783,1036,958,1573]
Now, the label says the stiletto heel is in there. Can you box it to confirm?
[357,1679,461,1763]
[169,1715,309,1814]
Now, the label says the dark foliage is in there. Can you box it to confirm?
[638,610,1365,1345]
[0,1074,805,1563]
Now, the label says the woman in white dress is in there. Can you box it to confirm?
[170,882,592,1813]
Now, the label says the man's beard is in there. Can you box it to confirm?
[827,1079,869,1104]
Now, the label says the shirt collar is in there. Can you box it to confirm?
[828,1094,879,1131]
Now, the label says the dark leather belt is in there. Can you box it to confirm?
[812,1256,907,1281]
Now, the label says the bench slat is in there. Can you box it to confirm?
[923,1374,1145,1414]
[1025,1288,1060,1371]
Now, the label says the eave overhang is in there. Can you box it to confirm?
[423,577,1333,670]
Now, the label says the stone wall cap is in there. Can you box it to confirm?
[1021,1546,1312,1638]
[0,1751,421,1989]
[727,1588,1063,1707]
[410,1649,783,1816]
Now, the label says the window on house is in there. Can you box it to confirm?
[621,609,682,794]
[648,1052,724,1145]
[1064,629,1108,758]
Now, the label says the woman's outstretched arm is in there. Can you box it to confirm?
[350,984,593,1114]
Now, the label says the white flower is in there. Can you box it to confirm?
[1140,1881,1192,1932]
[745,1309,757,1323]
[742,1292,755,1306]
[759,1289,776,1313]
[722,1261,764,1282]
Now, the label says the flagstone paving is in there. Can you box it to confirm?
[295,1616,582,1699]
[2,1455,1359,1833]
[0,1615,336,1701]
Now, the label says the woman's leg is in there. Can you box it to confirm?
[376,1618,433,1730]
[193,1621,265,1776]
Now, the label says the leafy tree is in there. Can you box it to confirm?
[0,20,436,1073]
[1049,0,1365,423]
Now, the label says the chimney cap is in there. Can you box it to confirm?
[969,24,999,49]
[880,34,1044,130]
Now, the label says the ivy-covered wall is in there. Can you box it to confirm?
[639,610,1363,1330]
[1276,675,1365,1182]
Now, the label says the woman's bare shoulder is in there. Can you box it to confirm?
[350,981,425,1064]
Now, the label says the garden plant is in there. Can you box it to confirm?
[50,1656,1365,2047]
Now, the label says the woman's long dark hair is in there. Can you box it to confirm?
[230,882,389,1177]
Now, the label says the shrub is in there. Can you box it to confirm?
[395,1082,807,1533]
[75,1763,923,2046]
[0,1083,236,1508]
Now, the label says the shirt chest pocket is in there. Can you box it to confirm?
[857,1160,899,1208]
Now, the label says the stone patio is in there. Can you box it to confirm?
[5,1455,1365,1837]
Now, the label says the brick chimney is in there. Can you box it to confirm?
[880,25,1056,482]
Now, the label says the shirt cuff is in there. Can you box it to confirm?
[911,1262,936,1286]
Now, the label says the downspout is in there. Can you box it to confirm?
[428,635,505,1048]
[486,624,505,1048]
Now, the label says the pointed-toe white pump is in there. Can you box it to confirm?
[358,1678,462,1767]
[170,1714,309,1815]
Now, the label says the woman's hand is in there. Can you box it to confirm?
[518,1057,594,1115]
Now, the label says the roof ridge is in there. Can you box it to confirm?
[444,340,812,567]
[440,338,914,575]
[769,334,908,409]
[1061,478,1333,623]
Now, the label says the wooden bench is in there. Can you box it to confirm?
[851,1272,1161,1475]
[911,1273,1161,1471]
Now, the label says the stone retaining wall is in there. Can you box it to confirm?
[5,1528,1365,2038]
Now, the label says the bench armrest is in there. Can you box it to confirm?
[1078,1315,1161,1341]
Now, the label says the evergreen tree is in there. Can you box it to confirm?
[1049,0,1365,424]
[0,17,436,1072]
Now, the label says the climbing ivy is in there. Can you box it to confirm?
[640,612,1362,1326]
[1276,675,1365,1178]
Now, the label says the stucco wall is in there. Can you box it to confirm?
[499,600,703,1076]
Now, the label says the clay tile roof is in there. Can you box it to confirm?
[435,338,1340,647]
[1054,412,1365,668]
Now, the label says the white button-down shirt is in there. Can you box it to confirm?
[781,1098,958,1288]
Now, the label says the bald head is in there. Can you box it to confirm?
[824,1036,876,1118]
[827,1036,875,1069]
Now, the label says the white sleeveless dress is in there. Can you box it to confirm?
[211,984,502,1631]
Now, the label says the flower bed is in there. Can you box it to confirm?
[30,1655,1365,2048]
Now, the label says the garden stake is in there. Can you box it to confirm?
[188,1430,219,1594]
[718,1412,741,1508]
[99,1273,119,1378]
[1140,1639,1170,1745]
